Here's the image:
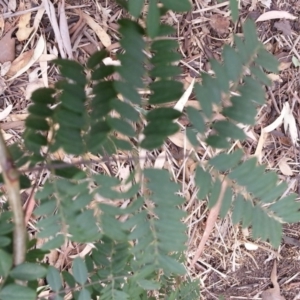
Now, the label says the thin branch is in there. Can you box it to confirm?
[0,132,26,266]
[21,152,195,174]
[191,180,227,267]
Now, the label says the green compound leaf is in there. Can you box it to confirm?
[195,166,211,199]
[137,279,160,290]
[150,65,181,79]
[230,0,239,22]
[151,39,178,52]
[223,96,257,124]
[150,51,181,65]
[209,179,221,208]
[128,0,144,17]
[31,88,56,104]
[161,0,191,12]
[25,116,49,131]
[149,80,183,104]
[20,174,31,189]
[10,263,47,281]
[147,107,181,121]
[28,103,53,117]
[212,120,246,140]
[209,149,244,172]
[47,266,63,292]
[114,81,141,104]
[110,99,139,122]
[0,237,11,248]
[238,76,265,105]
[118,53,145,87]
[54,59,86,86]
[143,120,179,136]
[140,134,165,150]
[55,108,86,130]
[87,49,108,69]
[243,19,260,55]
[59,91,85,114]
[92,65,115,80]
[34,201,56,216]
[194,83,212,118]
[206,135,230,149]
[186,106,205,133]
[157,24,175,35]
[53,59,84,72]
[232,194,246,225]
[0,284,36,300]
[147,0,160,38]
[250,65,272,86]
[210,58,229,93]
[0,249,12,278]
[255,48,279,73]
[107,117,135,137]
[201,73,221,104]
[72,257,88,285]
[78,288,91,300]
[186,127,199,147]
[219,188,233,218]
[62,271,76,288]
[223,45,242,82]
[234,35,248,63]
[55,81,86,101]
[53,162,86,179]
[229,157,257,181]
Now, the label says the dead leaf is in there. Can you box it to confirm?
[256,11,297,22]
[8,0,16,11]
[278,158,293,176]
[0,77,6,95]
[168,131,195,151]
[25,68,44,100]
[59,0,73,58]
[154,150,166,169]
[174,78,195,112]
[39,44,50,88]
[283,103,298,146]
[279,61,291,71]
[0,15,4,37]
[259,0,271,8]
[209,14,230,35]
[0,27,16,63]
[7,49,34,76]
[103,57,121,66]
[77,9,111,47]
[0,105,13,121]
[292,56,300,67]
[267,73,282,82]
[262,261,286,300]
[43,0,66,58]
[16,2,34,41]
[274,20,292,36]
[1,61,11,76]
[69,244,94,259]
[7,35,45,79]
[191,181,227,267]
[244,242,259,251]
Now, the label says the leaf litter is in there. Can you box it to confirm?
[0,27,16,63]
[0,0,300,299]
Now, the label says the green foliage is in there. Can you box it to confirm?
[0,0,299,299]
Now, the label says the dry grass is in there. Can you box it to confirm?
[1,0,300,299]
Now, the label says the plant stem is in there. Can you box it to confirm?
[0,132,26,266]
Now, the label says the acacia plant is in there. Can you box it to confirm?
[0,0,299,299]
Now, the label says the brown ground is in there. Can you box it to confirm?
[1,0,300,299]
